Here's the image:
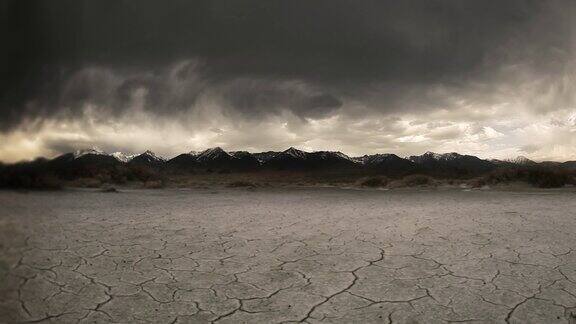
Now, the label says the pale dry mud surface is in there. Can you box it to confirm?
[1,187,576,324]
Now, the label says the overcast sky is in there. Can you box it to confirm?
[1,0,576,162]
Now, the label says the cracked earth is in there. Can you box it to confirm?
[1,188,576,323]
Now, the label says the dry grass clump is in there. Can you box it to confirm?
[71,178,102,188]
[472,168,576,188]
[100,186,119,193]
[227,180,257,188]
[143,180,165,189]
[357,176,389,188]
[466,177,488,188]
[394,174,435,187]
[0,161,63,190]
[0,173,63,190]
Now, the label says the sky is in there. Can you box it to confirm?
[1,0,576,162]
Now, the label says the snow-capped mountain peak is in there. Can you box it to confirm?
[197,147,232,161]
[334,151,354,161]
[423,151,443,160]
[73,148,106,159]
[283,147,308,159]
[442,152,461,160]
[140,150,165,162]
[314,151,355,162]
[410,152,464,162]
[111,152,135,162]
[508,156,536,165]
[360,153,400,164]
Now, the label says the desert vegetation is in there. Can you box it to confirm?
[1,156,575,191]
[468,168,576,188]
[0,160,166,190]
[357,176,389,188]
[0,160,62,190]
[227,180,257,188]
[391,174,436,187]
[351,169,576,190]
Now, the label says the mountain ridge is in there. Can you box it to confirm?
[35,148,576,173]
[3,147,576,190]
[6,148,576,175]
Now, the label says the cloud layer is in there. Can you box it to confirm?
[1,0,576,162]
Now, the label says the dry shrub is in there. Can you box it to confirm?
[397,174,435,187]
[6,173,62,190]
[0,162,63,190]
[73,178,102,188]
[479,168,575,188]
[228,180,256,188]
[35,174,63,190]
[466,177,488,188]
[526,169,572,188]
[358,176,388,188]
[128,165,160,182]
[144,180,165,189]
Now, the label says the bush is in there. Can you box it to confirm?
[479,168,575,188]
[398,174,434,187]
[34,174,63,189]
[127,165,160,182]
[73,178,102,188]
[143,180,165,189]
[467,177,488,188]
[228,181,256,188]
[0,167,63,190]
[527,169,570,188]
[358,176,388,188]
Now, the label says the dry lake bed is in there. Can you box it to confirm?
[1,187,576,323]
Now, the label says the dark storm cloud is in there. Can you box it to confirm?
[42,61,342,122]
[1,0,575,131]
[218,78,342,119]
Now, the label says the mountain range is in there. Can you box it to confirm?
[3,146,576,189]
[30,147,576,176]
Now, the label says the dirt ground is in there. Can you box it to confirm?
[1,187,576,323]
